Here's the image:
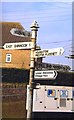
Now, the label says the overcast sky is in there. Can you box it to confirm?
[0,0,74,70]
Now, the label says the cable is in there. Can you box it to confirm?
[3,18,71,23]
[3,18,71,24]
[3,11,72,19]
[2,4,71,13]
[63,43,72,46]
[3,14,72,19]
[37,40,72,45]
[2,8,71,22]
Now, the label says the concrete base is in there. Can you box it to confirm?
[32,112,74,118]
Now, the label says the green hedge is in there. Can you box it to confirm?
[1,68,29,83]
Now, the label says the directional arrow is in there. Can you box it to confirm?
[34,47,64,58]
[3,42,32,50]
[34,70,58,79]
[65,54,74,59]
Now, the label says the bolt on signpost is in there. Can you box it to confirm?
[27,20,39,119]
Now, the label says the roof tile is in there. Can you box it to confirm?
[0,22,31,46]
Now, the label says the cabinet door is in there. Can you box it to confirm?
[33,86,45,112]
[58,89,71,111]
[45,86,58,112]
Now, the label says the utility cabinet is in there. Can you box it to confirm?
[33,85,74,112]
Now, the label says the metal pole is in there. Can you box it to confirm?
[27,20,39,119]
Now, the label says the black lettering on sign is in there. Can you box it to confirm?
[43,75,48,77]
[36,72,41,74]
[6,45,12,48]
[14,45,16,48]
[45,50,48,55]
[35,75,42,77]
[14,44,27,48]
[23,44,27,47]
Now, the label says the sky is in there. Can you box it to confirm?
[0,0,74,70]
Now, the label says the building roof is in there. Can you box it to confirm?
[0,22,31,46]
[35,62,71,71]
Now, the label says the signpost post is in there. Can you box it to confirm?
[34,47,64,58]
[27,20,39,119]
[34,70,57,79]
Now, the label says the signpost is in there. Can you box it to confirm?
[34,47,64,58]
[34,70,58,79]
[3,42,32,50]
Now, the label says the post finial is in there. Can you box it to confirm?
[30,20,40,30]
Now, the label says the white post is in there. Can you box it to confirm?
[27,20,39,119]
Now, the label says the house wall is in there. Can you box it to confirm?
[0,49,42,69]
[0,49,31,69]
